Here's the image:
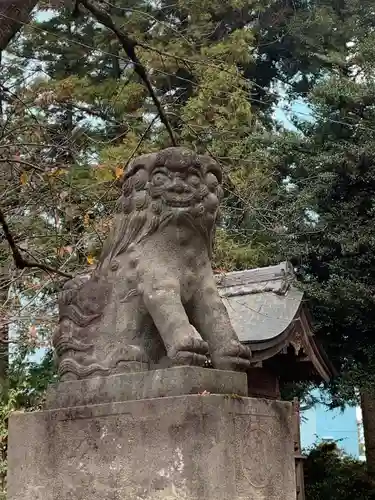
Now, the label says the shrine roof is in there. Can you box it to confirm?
[216,262,336,382]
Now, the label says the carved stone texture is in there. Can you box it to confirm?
[53,147,251,380]
[8,394,296,500]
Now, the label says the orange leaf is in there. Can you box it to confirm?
[20,172,27,185]
[115,166,124,179]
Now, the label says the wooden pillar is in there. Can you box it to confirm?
[247,367,280,399]
[293,398,306,500]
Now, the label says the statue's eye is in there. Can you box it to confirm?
[206,173,219,190]
[188,174,200,187]
[152,172,168,186]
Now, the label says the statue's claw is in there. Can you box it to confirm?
[211,341,252,372]
[168,337,209,367]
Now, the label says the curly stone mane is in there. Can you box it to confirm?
[98,147,223,269]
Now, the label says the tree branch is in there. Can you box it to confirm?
[0,0,38,51]
[71,102,128,124]
[78,0,177,147]
[0,157,44,172]
[0,208,73,279]
[124,115,158,169]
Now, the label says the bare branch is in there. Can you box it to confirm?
[78,0,177,147]
[0,207,73,279]
[124,115,158,169]
[0,157,44,172]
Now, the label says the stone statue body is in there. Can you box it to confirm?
[53,148,251,380]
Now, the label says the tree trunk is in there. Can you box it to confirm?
[0,273,9,495]
[0,0,38,51]
[0,51,8,393]
[0,312,8,390]
[361,391,375,478]
[0,271,9,390]
[0,50,9,395]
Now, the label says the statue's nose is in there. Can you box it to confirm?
[170,178,187,193]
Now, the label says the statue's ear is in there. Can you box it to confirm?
[199,154,222,185]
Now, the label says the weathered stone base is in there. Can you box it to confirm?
[45,366,248,409]
[8,370,296,500]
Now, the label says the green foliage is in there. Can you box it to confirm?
[278,77,375,394]
[0,352,56,496]
[213,228,272,271]
[269,0,375,400]
[304,442,375,500]
[7,350,57,410]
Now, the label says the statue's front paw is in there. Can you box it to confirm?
[168,337,209,367]
[211,341,252,372]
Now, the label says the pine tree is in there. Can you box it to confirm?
[274,0,375,476]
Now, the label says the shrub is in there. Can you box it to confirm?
[305,442,375,500]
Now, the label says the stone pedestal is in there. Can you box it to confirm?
[8,367,296,500]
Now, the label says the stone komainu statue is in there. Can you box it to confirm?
[53,147,251,380]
